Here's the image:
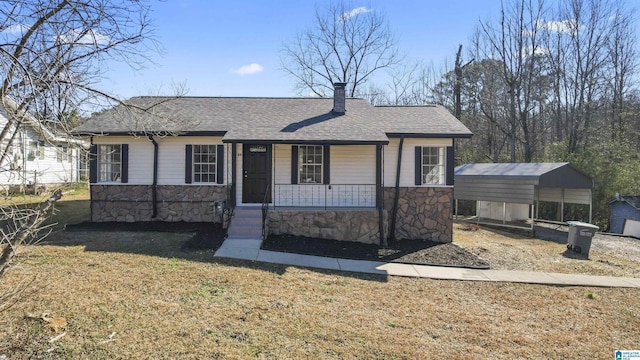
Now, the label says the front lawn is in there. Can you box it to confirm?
[1,194,639,358]
[1,228,639,358]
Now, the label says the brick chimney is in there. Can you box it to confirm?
[332,82,347,114]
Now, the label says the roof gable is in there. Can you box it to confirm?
[1,97,86,146]
[610,196,640,210]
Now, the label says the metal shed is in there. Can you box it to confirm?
[454,163,594,230]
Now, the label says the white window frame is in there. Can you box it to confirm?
[298,145,323,184]
[57,145,71,163]
[98,144,122,182]
[28,141,45,161]
[192,144,217,183]
[422,146,445,185]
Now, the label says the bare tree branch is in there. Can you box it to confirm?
[280,1,399,97]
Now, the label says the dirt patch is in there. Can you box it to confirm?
[535,222,640,262]
[455,222,640,277]
[262,235,490,269]
[63,221,226,251]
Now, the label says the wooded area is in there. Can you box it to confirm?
[448,0,640,229]
[282,0,639,229]
[453,0,639,229]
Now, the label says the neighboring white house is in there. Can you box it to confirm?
[76,83,473,244]
[0,98,88,190]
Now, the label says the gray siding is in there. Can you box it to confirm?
[455,178,535,204]
[538,187,591,205]
[539,165,593,189]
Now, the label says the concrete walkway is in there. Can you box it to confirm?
[214,238,640,288]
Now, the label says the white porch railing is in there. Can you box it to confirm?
[273,184,376,208]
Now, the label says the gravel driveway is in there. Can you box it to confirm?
[534,222,640,262]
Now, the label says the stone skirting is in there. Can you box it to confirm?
[90,184,228,222]
[267,209,387,244]
[383,187,453,243]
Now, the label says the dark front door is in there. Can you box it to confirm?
[242,144,272,203]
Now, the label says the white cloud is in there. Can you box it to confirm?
[233,63,264,75]
[522,45,549,58]
[340,6,372,21]
[3,24,29,34]
[58,28,111,46]
[537,19,579,35]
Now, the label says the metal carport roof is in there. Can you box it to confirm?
[454,162,593,189]
[454,162,594,226]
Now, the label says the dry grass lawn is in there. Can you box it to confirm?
[0,193,639,358]
[0,232,638,358]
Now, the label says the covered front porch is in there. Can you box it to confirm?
[226,141,386,244]
[228,142,384,209]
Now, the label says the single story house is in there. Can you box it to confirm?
[609,195,640,235]
[75,83,472,244]
[0,97,87,192]
[454,162,594,230]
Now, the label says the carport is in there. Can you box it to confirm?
[454,163,594,230]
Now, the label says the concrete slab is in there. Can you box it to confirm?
[257,251,341,271]
[620,277,640,287]
[337,259,388,275]
[214,245,260,261]
[412,265,491,281]
[222,238,263,249]
[214,236,640,288]
[481,270,565,285]
[376,263,420,277]
[546,273,639,288]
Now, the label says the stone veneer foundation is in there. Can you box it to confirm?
[91,184,452,244]
[265,187,452,244]
[383,187,453,243]
[267,209,387,245]
[91,185,228,222]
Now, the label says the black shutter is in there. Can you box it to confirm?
[185,145,192,184]
[216,145,224,184]
[291,145,298,184]
[120,144,129,183]
[89,144,97,183]
[323,145,330,184]
[446,145,454,186]
[414,146,422,186]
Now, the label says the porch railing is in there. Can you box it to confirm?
[273,184,376,209]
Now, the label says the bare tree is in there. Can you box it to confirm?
[543,0,632,153]
[411,61,450,105]
[603,3,637,140]
[477,0,547,162]
[0,0,159,280]
[281,1,400,97]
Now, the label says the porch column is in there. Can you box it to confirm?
[231,142,237,207]
[376,144,385,246]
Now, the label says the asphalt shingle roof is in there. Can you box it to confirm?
[612,196,640,210]
[77,96,472,143]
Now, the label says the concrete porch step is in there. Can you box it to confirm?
[231,215,262,227]
[234,207,262,216]
[221,237,263,249]
[228,207,264,238]
[227,225,262,237]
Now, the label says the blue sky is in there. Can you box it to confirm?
[102,0,506,99]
